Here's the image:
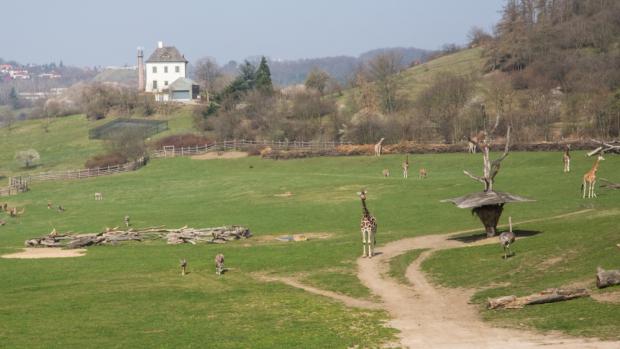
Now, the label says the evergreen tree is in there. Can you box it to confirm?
[9,87,20,109]
[255,57,273,94]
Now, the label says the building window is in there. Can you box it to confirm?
[175,66,180,73]
[164,81,168,86]
[152,66,157,73]
[153,80,158,90]
[164,66,168,73]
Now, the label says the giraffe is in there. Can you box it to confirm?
[563,145,571,173]
[374,138,385,157]
[582,154,605,198]
[358,190,377,258]
[402,155,409,178]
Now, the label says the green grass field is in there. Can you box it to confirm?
[0,148,619,347]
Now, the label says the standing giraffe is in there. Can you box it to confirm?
[374,138,385,157]
[562,145,571,173]
[358,190,377,258]
[582,154,605,198]
[402,155,409,178]
[467,131,486,154]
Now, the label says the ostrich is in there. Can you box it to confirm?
[215,253,225,275]
[499,216,516,259]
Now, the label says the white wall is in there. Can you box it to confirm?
[144,62,186,92]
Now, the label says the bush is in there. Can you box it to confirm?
[84,152,128,169]
[153,133,212,149]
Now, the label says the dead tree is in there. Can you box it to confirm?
[588,139,620,157]
[464,126,511,192]
[444,126,532,237]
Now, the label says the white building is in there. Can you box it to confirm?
[144,41,198,102]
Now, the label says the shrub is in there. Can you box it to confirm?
[153,133,212,149]
[84,152,128,169]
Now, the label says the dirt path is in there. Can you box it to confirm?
[259,275,381,310]
[357,210,620,348]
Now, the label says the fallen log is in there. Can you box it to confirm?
[596,267,620,289]
[487,288,590,309]
[25,225,252,249]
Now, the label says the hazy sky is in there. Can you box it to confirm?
[1,0,504,67]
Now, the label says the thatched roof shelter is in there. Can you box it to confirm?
[441,191,534,209]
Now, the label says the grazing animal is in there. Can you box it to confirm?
[0,220,5,226]
[418,168,427,179]
[180,259,188,276]
[499,216,516,259]
[2,203,7,211]
[374,138,385,157]
[94,192,103,201]
[467,131,487,154]
[9,207,25,217]
[47,201,52,209]
[124,215,130,227]
[358,190,377,258]
[57,205,65,212]
[402,155,409,178]
[582,154,605,198]
[563,145,571,173]
[382,168,390,177]
[215,254,225,275]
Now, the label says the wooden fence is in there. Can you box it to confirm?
[151,139,352,158]
[0,157,148,197]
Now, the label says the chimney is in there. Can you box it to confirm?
[157,41,163,49]
[137,47,145,91]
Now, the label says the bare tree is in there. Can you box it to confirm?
[194,57,222,96]
[366,52,403,113]
[464,126,512,192]
[304,68,330,95]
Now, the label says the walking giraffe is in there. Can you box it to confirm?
[358,190,377,258]
[374,138,385,157]
[582,154,605,198]
[402,155,409,178]
[563,144,571,173]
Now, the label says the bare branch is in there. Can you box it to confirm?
[463,170,486,184]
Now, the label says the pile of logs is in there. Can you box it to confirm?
[487,288,590,309]
[25,225,251,249]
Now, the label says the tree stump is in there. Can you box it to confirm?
[596,267,620,288]
[472,204,504,237]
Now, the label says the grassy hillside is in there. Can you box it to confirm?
[337,48,485,108]
[0,151,618,347]
[0,109,196,177]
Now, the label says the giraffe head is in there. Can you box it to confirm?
[357,189,368,201]
[598,154,605,162]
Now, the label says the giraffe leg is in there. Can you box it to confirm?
[368,231,375,258]
[361,231,367,257]
[583,180,587,199]
[592,180,597,198]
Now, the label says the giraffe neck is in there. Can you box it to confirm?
[591,158,600,173]
[361,198,370,217]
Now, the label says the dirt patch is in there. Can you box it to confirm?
[1,248,86,259]
[538,256,564,269]
[191,151,248,160]
[274,191,293,197]
[592,291,620,304]
[255,232,333,243]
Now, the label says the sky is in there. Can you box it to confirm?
[1,0,505,67]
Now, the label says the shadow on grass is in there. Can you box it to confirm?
[448,229,542,244]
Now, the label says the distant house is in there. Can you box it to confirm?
[143,41,199,102]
